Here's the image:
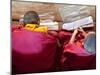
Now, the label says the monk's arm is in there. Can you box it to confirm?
[69,29,78,44]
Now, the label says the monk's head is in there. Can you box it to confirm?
[23,11,40,26]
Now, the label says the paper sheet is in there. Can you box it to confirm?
[62,16,93,30]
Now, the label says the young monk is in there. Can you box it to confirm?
[61,27,96,70]
[12,11,58,74]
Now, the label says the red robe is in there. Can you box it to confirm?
[12,25,57,73]
[62,42,96,70]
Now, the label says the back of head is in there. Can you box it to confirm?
[23,11,40,26]
[84,32,96,54]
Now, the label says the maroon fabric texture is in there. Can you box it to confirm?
[62,43,96,70]
[12,26,57,73]
[58,31,72,45]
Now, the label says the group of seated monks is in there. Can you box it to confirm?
[12,11,96,74]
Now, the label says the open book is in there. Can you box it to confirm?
[62,16,94,30]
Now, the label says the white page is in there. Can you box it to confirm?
[63,16,93,30]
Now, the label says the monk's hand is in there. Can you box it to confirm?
[78,27,84,32]
[73,29,78,34]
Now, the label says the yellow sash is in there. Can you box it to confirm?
[24,24,48,33]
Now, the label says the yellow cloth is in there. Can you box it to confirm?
[24,24,48,33]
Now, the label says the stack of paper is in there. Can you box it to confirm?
[40,22,59,30]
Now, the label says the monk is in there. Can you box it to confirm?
[12,11,57,74]
[61,27,96,70]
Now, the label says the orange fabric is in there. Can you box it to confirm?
[75,41,83,48]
